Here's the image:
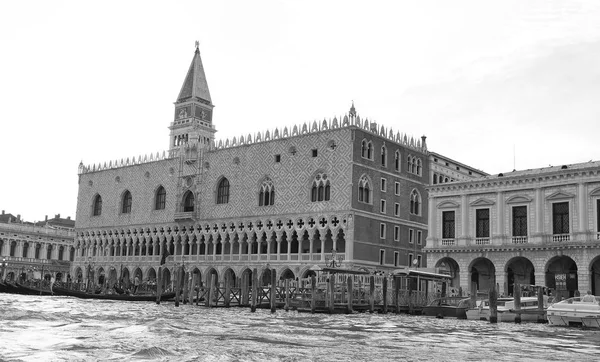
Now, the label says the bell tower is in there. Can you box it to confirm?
[169,41,216,150]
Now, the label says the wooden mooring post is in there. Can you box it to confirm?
[251,268,258,313]
[394,277,400,314]
[270,269,277,313]
[347,276,353,314]
[537,286,546,323]
[175,267,180,307]
[242,274,249,306]
[205,274,212,308]
[382,277,388,314]
[284,279,290,312]
[369,275,375,313]
[183,271,189,305]
[156,266,162,305]
[328,275,335,314]
[489,285,498,324]
[224,272,231,308]
[513,283,522,323]
[310,275,316,314]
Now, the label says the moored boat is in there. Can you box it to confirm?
[466,296,548,322]
[52,285,175,302]
[547,296,600,328]
[421,296,473,319]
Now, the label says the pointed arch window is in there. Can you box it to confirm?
[92,195,102,216]
[381,146,387,167]
[311,173,331,202]
[217,178,230,204]
[410,189,421,215]
[394,150,401,171]
[358,175,371,204]
[367,142,373,160]
[155,186,166,210]
[259,179,275,206]
[121,190,132,214]
[183,190,195,212]
[361,140,367,158]
[416,159,422,176]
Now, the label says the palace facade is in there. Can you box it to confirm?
[425,161,600,299]
[73,44,483,288]
[0,215,75,282]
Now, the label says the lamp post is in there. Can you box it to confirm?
[325,249,343,268]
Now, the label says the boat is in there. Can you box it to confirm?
[14,282,54,296]
[52,285,176,302]
[466,296,548,322]
[421,296,473,319]
[546,295,600,328]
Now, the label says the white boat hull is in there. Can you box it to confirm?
[546,296,600,328]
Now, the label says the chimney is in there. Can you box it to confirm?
[67,216,71,220]
[421,135,427,149]
[17,214,21,222]
[1,210,4,215]
[55,214,60,219]
[45,215,48,221]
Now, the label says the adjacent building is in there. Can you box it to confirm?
[0,211,75,282]
[425,161,600,299]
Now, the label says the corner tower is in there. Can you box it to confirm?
[169,41,216,150]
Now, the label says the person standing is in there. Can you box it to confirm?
[582,290,595,302]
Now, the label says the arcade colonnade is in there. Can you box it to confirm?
[430,249,600,299]
[73,214,353,285]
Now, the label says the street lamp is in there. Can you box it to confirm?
[325,249,343,268]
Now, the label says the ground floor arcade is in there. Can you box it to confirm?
[427,247,600,300]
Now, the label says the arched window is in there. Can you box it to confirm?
[58,246,64,260]
[416,159,422,176]
[217,178,230,204]
[381,146,387,167]
[433,174,438,184]
[394,150,401,171]
[311,173,331,202]
[410,189,421,215]
[121,190,132,214]
[22,242,29,258]
[259,179,275,206]
[358,175,371,204]
[367,142,373,160]
[361,140,367,158]
[46,245,52,259]
[183,190,195,212]
[92,195,102,216]
[155,186,166,210]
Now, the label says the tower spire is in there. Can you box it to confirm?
[169,42,216,150]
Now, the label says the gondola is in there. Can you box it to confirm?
[52,285,175,302]
[15,282,55,296]
[0,281,8,293]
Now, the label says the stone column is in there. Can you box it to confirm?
[428,196,436,246]
[535,188,543,243]
[276,233,283,261]
[345,215,355,262]
[320,233,326,261]
[496,191,505,244]
[461,195,469,246]
[16,240,23,258]
[578,183,588,239]
[495,270,506,297]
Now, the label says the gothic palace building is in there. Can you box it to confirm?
[73,44,485,287]
[425,162,600,299]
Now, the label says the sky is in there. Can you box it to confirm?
[1,0,599,223]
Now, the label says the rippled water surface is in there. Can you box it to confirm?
[1,294,600,361]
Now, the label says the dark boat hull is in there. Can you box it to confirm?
[14,282,54,296]
[53,286,175,301]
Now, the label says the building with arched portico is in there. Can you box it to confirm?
[425,162,600,299]
[72,43,486,290]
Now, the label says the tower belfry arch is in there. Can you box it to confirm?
[169,41,216,151]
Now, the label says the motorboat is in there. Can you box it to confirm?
[466,296,548,322]
[546,296,600,328]
[421,296,473,319]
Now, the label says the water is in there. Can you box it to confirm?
[1,294,600,362]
